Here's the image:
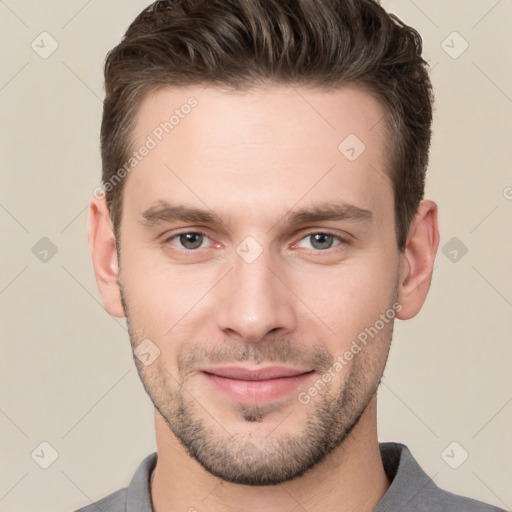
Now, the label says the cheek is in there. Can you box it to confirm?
[121,252,215,339]
[120,234,398,343]
[290,256,398,334]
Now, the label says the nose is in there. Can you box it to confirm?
[214,245,298,344]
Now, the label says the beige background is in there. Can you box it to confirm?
[0,1,511,511]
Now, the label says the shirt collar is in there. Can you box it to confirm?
[125,442,433,512]
[374,442,436,512]
[126,451,157,512]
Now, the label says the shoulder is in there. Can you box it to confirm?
[413,481,507,512]
[72,487,127,512]
[70,452,157,512]
[378,442,507,512]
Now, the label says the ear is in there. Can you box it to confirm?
[396,199,439,320]
[87,196,125,318]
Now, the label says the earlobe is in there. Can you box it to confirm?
[396,200,439,320]
[87,196,125,318]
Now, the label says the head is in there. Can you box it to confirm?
[89,0,439,486]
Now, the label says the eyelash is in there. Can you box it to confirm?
[163,230,349,253]
[300,231,349,251]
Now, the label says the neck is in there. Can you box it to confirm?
[150,395,390,512]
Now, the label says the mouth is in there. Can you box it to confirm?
[200,365,315,404]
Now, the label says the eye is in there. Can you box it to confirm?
[163,230,348,253]
[165,231,213,250]
[295,232,346,251]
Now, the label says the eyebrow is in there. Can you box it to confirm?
[139,200,373,230]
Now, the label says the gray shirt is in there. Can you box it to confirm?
[73,442,507,511]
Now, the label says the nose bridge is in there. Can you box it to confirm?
[215,240,297,342]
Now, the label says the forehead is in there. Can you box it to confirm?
[133,83,389,153]
[124,83,393,230]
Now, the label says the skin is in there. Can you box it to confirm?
[88,84,439,512]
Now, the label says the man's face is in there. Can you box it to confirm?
[116,84,402,485]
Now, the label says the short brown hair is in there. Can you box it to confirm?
[101,0,434,252]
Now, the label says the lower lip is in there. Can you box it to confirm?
[202,371,314,404]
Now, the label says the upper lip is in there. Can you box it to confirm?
[201,365,313,381]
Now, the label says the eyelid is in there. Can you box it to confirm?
[163,230,216,248]
[291,230,350,250]
[163,229,350,253]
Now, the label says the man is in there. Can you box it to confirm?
[80,0,505,511]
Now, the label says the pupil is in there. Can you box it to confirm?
[312,233,332,250]
[181,233,203,249]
